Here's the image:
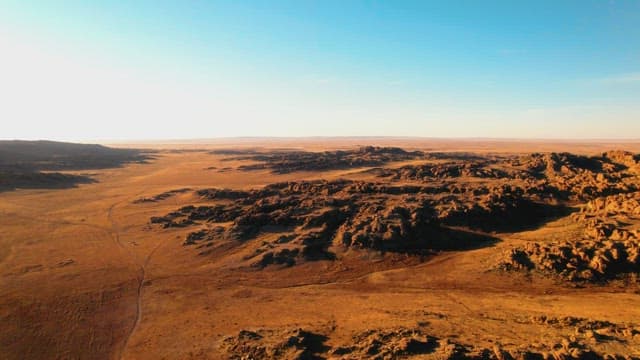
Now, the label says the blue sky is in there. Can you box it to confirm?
[1,1,639,140]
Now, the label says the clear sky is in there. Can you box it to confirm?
[1,1,639,141]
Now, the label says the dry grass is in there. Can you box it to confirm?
[1,140,640,359]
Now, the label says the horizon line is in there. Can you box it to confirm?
[4,136,640,145]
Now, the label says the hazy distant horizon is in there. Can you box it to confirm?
[5,135,640,146]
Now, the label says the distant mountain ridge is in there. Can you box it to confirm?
[0,140,149,171]
[0,140,151,192]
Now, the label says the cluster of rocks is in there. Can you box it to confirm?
[513,152,639,201]
[501,191,640,282]
[201,181,448,265]
[431,184,555,232]
[338,328,610,360]
[333,198,436,251]
[133,188,191,204]
[221,325,639,359]
[602,150,640,173]
[153,179,549,267]
[501,239,640,282]
[150,203,242,229]
[378,151,640,203]
[150,214,193,228]
[153,175,619,267]
[377,161,514,180]
[572,192,640,241]
[150,149,640,278]
[195,188,250,200]
[221,328,327,359]
[528,315,640,340]
[182,227,225,246]
[331,327,439,358]
[220,146,424,174]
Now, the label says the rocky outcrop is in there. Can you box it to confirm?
[572,192,640,241]
[513,152,638,201]
[217,146,424,173]
[221,325,640,359]
[195,188,250,200]
[221,328,328,359]
[378,162,514,180]
[331,327,438,358]
[133,188,191,203]
[152,149,640,277]
[381,151,640,202]
[499,191,640,282]
[501,239,640,282]
[152,180,520,267]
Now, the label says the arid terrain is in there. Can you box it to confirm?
[2,138,640,359]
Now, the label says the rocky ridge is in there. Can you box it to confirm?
[147,150,640,281]
[215,146,424,173]
[221,321,640,360]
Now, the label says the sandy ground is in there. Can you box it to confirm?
[1,141,640,359]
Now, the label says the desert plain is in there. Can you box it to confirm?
[2,138,640,359]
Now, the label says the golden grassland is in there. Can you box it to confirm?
[2,140,640,359]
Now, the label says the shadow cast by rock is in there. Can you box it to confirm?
[443,201,576,234]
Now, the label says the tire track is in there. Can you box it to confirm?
[108,193,170,360]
